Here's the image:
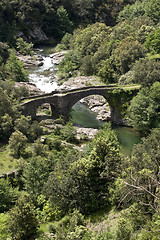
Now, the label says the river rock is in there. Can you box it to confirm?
[80,95,111,121]
[59,76,99,90]
[50,51,68,65]
[76,127,99,140]
[17,27,48,43]
[17,53,43,69]
[28,27,48,42]
[15,82,44,96]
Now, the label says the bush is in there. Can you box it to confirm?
[16,37,34,56]
[8,130,27,158]
[5,53,28,82]
[8,193,39,240]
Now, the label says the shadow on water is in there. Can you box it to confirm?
[71,102,141,156]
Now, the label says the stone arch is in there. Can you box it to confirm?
[70,94,111,122]
[62,89,108,113]
[21,98,58,119]
[21,86,139,123]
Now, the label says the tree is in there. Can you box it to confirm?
[14,115,43,142]
[115,218,131,240]
[56,6,73,38]
[53,209,88,240]
[114,37,147,74]
[0,213,10,240]
[128,82,160,133]
[114,128,160,215]
[16,37,34,56]
[0,42,9,65]
[0,87,18,119]
[14,115,31,138]
[97,58,116,83]
[117,1,146,22]
[60,121,77,143]
[5,53,28,82]
[31,139,49,157]
[23,157,50,204]
[145,28,160,54]
[0,114,13,141]
[145,0,160,23]
[8,193,39,240]
[43,126,121,214]
[8,130,27,158]
[0,178,19,212]
[131,58,160,87]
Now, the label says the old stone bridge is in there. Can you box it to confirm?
[21,85,140,123]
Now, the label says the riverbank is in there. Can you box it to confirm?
[15,47,141,156]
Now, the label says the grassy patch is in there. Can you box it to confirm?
[38,222,52,234]
[87,205,113,223]
[0,146,17,175]
[86,206,121,237]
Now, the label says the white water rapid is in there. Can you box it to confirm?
[29,50,58,93]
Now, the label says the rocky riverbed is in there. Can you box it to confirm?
[16,50,112,139]
[17,53,44,69]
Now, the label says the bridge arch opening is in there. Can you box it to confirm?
[36,103,52,117]
[70,95,111,128]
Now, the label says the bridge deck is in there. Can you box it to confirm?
[21,84,141,104]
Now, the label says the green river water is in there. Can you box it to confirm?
[71,102,141,156]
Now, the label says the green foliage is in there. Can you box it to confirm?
[131,58,160,87]
[115,218,131,240]
[145,28,160,54]
[0,114,13,142]
[8,130,27,158]
[37,196,61,222]
[0,42,9,65]
[56,33,72,51]
[1,1,160,238]
[114,128,160,215]
[0,213,10,240]
[50,209,88,240]
[58,22,113,79]
[97,58,115,83]
[0,79,28,99]
[14,115,43,142]
[60,121,77,143]
[5,53,28,82]
[58,50,80,79]
[8,193,39,240]
[0,84,23,142]
[0,178,19,212]
[118,0,160,29]
[114,37,147,74]
[117,1,146,22]
[45,136,62,151]
[61,33,72,49]
[43,126,121,215]
[56,6,74,38]
[0,87,19,119]
[138,212,160,239]
[16,37,34,56]
[23,157,51,204]
[31,139,49,157]
[72,23,111,58]
[145,0,160,23]
[128,82,160,133]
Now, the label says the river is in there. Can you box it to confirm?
[29,46,141,156]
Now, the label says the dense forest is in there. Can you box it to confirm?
[1,0,160,239]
